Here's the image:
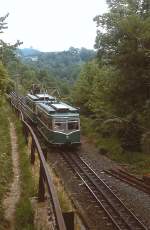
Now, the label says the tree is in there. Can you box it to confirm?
[0,14,22,66]
[0,13,9,33]
[121,113,142,151]
[0,62,13,94]
[0,14,13,93]
[72,61,101,114]
[0,14,22,94]
[88,65,117,117]
[94,0,150,115]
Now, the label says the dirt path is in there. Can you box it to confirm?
[3,121,20,230]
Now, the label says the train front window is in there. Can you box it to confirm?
[54,121,67,132]
[53,118,79,132]
[68,121,79,131]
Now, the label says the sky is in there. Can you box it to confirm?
[1,0,107,52]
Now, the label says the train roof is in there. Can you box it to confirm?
[36,94,55,100]
[37,101,79,116]
[27,94,38,100]
[51,103,77,112]
[27,93,55,101]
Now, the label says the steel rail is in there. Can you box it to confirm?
[61,152,122,230]
[105,169,150,195]
[77,156,147,229]
[62,152,147,230]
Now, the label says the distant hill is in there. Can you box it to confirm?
[18,47,96,84]
[19,48,41,57]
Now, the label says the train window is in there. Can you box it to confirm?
[54,122,67,131]
[68,121,79,130]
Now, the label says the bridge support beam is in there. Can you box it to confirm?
[38,162,45,202]
[23,124,28,144]
[31,139,35,165]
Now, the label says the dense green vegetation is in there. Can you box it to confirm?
[1,45,95,97]
[19,47,95,83]
[14,47,95,96]
[0,14,36,229]
[0,14,14,229]
[72,0,150,173]
[0,100,12,230]
[0,103,36,229]
[0,14,21,94]
[14,120,36,230]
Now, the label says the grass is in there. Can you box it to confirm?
[81,115,150,175]
[96,136,150,174]
[0,97,36,229]
[14,119,36,230]
[53,173,73,212]
[0,98,12,230]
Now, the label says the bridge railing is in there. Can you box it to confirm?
[9,92,67,230]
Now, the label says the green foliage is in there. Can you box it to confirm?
[94,0,150,115]
[14,120,36,230]
[141,131,150,154]
[0,62,9,92]
[72,60,117,118]
[72,61,96,113]
[0,14,22,67]
[0,40,21,67]
[80,116,96,137]
[0,14,21,94]
[19,47,95,85]
[82,115,150,174]
[0,100,12,229]
[72,0,150,170]
[0,13,9,34]
[15,199,35,230]
[121,113,142,151]
[0,62,14,94]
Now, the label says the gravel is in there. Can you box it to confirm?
[79,137,150,229]
[47,137,150,230]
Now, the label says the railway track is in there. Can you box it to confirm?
[61,153,148,230]
[105,169,150,195]
[9,92,149,229]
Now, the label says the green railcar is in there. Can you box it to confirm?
[36,101,80,145]
[22,93,56,123]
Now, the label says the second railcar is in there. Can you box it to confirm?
[22,93,56,123]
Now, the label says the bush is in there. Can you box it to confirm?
[0,100,12,229]
[15,198,34,230]
[121,113,142,152]
[101,118,124,138]
[141,132,150,154]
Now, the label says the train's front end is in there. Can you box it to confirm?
[52,114,80,145]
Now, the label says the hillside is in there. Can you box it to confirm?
[18,48,41,56]
[18,47,95,84]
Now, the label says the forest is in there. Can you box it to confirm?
[72,0,150,167]
[0,0,150,173]
[18,47,95,84]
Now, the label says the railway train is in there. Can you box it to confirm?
[21,92,81,146]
